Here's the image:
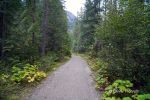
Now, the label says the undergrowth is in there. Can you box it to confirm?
[0,54,70,100]
[82,54,150,100]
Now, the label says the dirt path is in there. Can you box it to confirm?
[26,55,100,100]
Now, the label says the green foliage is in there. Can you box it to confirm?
[136,94,150,100]
[72,0,100,52]
[75,0,150,93]
[39,52,59,72]
[0,73,17,100]
[75,0,150,92]
[103,97,122,100]
[11,64,46,83]
[93,59,109,90]
[0,74,10,84]
[103,80,136,99]
[122,97,132,100]
[95,77,108,90]
[73,0,150,99]
[96,0,150,88]
[0,0,71,99]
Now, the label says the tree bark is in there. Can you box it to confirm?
[0,12,4,58]
[0,1,4,58]
[31,0,36,44]
[113,0,117,10]
[40,0,49,56]
[104,0,107,16]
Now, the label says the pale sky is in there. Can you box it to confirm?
[65,0,85,16]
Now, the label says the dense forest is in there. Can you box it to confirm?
[0,0,71,99]
[0,0,150,100]
[72,0,150,99]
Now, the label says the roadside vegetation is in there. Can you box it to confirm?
[0,0,71,99]
[73,0,150,99]
[1,0,150,100]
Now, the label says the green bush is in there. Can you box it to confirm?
[92,59,109,90]
[0,73,17,99]
[39,53,59,72]
[11,64,46,83]
[103,80,136,100]
[95,76,108,90]
[136,94,150,100]
[93,0,150,91]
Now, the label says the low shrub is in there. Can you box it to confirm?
[103,80,136,99]
[135,94,150,100]
[11,64,46,83]
[102,80,150,100]
[89,58,109,90]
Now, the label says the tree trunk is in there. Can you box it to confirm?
[0,12,4,58]
[31,0,36,44]
[113,0,117,10]
[40,0,49,56]
[104,0,107,16]
[0,1,4,58]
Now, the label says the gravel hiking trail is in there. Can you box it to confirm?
[26,55,100,100]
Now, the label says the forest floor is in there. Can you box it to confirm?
[26,55,100,100]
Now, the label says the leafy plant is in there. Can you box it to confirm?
[1,74,10,83]
[136,94,150,100]
[95,77,108,90]
[122,97,132,100]
[11,64,46,83]
[103,80,137,99]
[93,59,109,90]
